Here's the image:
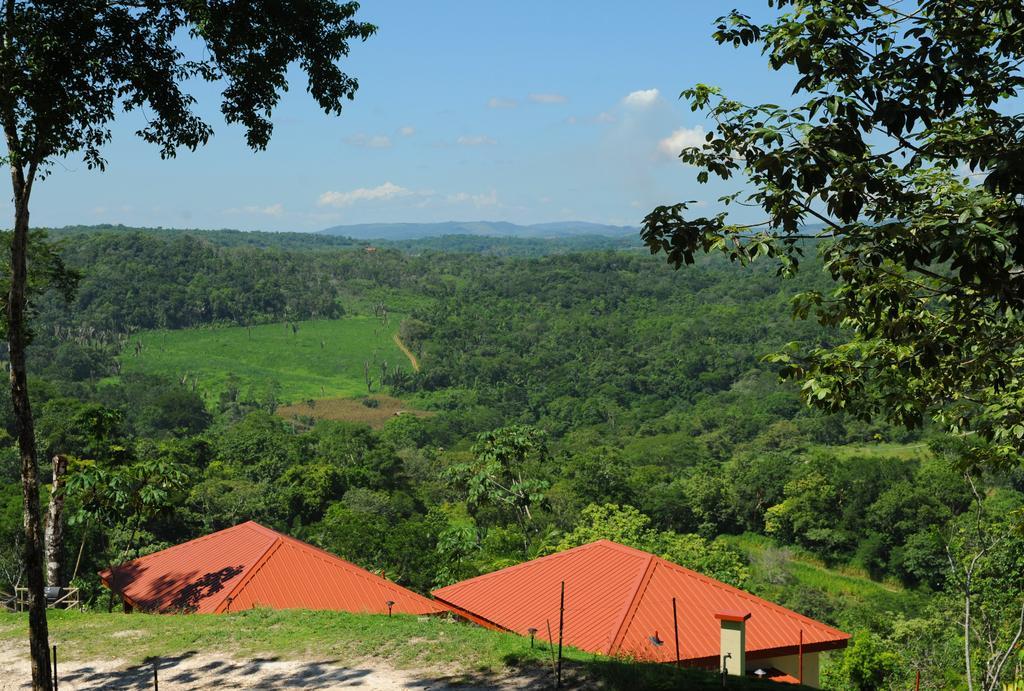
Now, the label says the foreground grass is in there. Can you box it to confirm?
[117,317,411,404]
[0,609,803,690]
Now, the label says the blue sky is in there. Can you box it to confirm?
[12,1,792,232]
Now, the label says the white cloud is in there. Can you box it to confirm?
[456,135,497,146]
[255,203,284,217]
[345,133,392,148]
[958,161,986,180]
[487,97,517,109]
[596,111,616,124]
[398,126,415,137]
[446,190,498,207]
[623,88,661,108]
[528,93,567,104]
[658,126,707,158]
[318,182,412,208]
[227,203,285,217]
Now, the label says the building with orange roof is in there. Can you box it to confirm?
[432,539,849,688]
[100,521,448,616]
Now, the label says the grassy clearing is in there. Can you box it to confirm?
[821,441,932,461]
[277,394,432,429]
[724,533,921,627]
[116,317,413,404]
[0,609,806,690]
[726,533,905,595]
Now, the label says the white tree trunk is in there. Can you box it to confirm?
[45,455,68,588]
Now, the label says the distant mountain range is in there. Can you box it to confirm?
[318,221,638,240]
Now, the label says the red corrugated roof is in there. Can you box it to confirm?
[100,521,447,616]
[432,540,849,664]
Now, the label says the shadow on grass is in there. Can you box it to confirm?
[55,652,375,689]
[573,657,813,690]
[402,653,812,690]
[45,649,814,690]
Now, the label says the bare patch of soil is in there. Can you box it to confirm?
[277,395,432,429]
[0,647,553,690]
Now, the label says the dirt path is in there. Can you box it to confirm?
[392,333,420,372]
[0,648,549,690]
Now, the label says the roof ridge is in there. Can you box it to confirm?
[102,522,255,575]
[433,540,641,597]
[433,543,595,595]
[213,534,285,613]
[592,539,654,556]
[269,531,437,603]
[605,553,659,655]
[650,553,849,638]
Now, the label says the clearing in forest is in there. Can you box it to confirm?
[116,317,412,404]
[277,394,432,428]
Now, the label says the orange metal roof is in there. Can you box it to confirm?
[432,540,849,664]
[756,668,802,684]
[100,521,448,616]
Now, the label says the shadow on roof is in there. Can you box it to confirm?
[105,561,246,613]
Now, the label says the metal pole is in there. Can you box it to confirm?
[672,597,680,668]
[557,581,565,689]
[52,644,57,691]
[153,659,158,691]
[798,629,803,685]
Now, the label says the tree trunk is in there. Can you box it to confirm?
[45,454,68,588]
[9,193,52,690]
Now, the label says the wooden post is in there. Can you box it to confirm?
[672,597,680,668]
[153,659,158,691]
[52,645,57,691]
[915,669,920,691]
[557,581,565,689]
[798,629,803,685]
[546,620,557,676]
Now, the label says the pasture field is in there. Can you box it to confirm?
[116,317,414,404]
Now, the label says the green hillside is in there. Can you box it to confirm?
[723,534,924,632]
[116,317,411,404]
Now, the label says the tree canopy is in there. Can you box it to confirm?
[3,3,375,688]
[642,0,1024,471]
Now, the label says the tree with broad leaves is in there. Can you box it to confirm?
[65,456,190,610]
[643,2,1024,476]
[1,3,375,687]
[450,425,550,556]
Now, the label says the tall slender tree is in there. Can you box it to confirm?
[0,3,375,688]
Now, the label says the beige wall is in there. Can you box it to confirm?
[755,652,820,688]
[720,620,747,676]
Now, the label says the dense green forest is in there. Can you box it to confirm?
[1,226,1022,689]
